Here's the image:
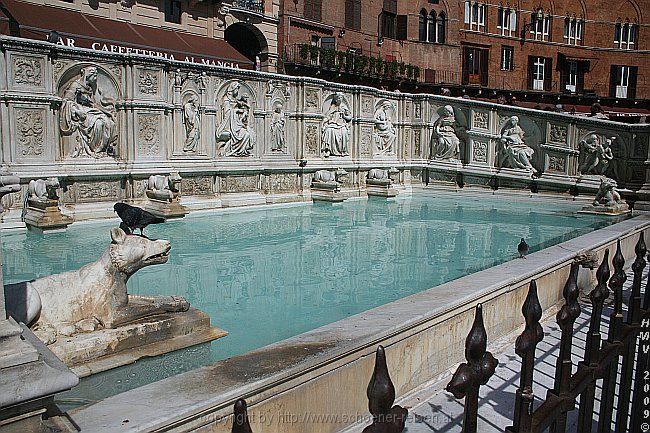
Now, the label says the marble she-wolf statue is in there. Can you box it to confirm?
[4,227,189,343]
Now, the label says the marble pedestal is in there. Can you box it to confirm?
[23,200,73,233]
[50,308,226,378]
[311,182,347,202]
[366,180,399,198]
[579,202,631,216]
[0,320,79,433]
[143,197,189,219]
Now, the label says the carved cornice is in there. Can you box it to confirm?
[0,93,61,105]
[540,143,580,155]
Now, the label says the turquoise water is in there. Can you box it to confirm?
[1,193,620,406]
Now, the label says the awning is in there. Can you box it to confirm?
[557,53,593,70]
[0,0,254,69]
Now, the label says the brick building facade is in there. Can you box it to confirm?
[279,0,461,88]
[459,0,649,102]
[280,0,650,104]
[1,0,282,71]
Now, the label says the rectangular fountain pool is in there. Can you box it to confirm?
[1,191,624,407]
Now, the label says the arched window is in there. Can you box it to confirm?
[437,11,446,43]
[615,21,637,49]
[419,9,428,41]
[428,11,437,42]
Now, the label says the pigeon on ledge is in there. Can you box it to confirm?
[518,238,529,259]
[113,202,164,236]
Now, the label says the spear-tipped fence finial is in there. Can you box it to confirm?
[447,304,498,433]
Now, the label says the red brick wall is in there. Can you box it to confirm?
[280,0,649,100]
[459,0,650,99]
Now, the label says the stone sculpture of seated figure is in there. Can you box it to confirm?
[145,172,182,202]
[497,116,536,174]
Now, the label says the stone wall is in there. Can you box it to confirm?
[1,35,649,223]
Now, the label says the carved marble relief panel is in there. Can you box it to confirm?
[67,181,121,203]
[13,56,44,88]
[304,88,320,112]
[403,129,410,159]
[471,140,488,163]
[134,179,148,198]
[138,68,160,96]
[361,96,373,116]
[264,173,296,193]
[221,175,258,193]
[107,63,123,82]
[181,176,213,195]
[414,129,422,158]
[305,122,320,156]
[548,123,568,145]
[414,102,422,120]
[547,154,567,174]
[360,126,373,157]
[137,113,162,157]
[53,60,69,83]
[472,111,489,131]
[14,108,45,160]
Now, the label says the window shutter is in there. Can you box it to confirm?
[527,56,535,89]
[609,65,618,97]
[577,62,586,92]
[355,0,361,29]
[480,49,489,86]
[310,0,322,21]
[397,15,408,40]
[304,0,313,18]
[628,66,638,99]
[544,57,553,91]
[462,49,470,84]
[559,55,567,90]
[464,1,470,24]
[345,0,353,28]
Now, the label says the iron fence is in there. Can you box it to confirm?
[450,235,649,433]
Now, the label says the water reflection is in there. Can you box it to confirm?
[1,195,617,407]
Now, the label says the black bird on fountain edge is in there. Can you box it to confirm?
[113,202,164,236]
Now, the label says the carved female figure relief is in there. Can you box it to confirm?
[373,101,397,155]
[431,105,462,161]
[321,93,352,157]
[578,132,615,176]
[182,95,201,152]
[496,116,536,174]
[215,81,255,157]
[60,66,117,158]
[270,101,286,152]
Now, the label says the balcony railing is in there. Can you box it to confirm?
[230,0,264,14]
[284,44,421,83]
